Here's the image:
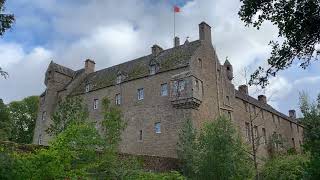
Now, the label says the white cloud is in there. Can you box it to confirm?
[294,76,320,85]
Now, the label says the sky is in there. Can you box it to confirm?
[0,0,319,117]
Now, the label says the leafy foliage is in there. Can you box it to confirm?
[0,99,11,140]
[47,96,88,135]
[261,154,309,180]
[0,0,15,79]
[177,119,197,178]
[239,0,320,87]
[177,116,254,179]
[8,96,39,144]
[131,171,185,180]
[299,92,320,179]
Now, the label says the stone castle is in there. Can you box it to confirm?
[33,22,303,159]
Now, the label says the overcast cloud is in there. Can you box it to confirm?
[1,0,320,117]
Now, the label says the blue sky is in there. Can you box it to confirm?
[1,0,319,117]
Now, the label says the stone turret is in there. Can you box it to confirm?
[224,59,233,81]
[258,95,267,103]
[289,110,296,119]
[239,85,248,94]
[85,59,95,74]
[174,36,180,47]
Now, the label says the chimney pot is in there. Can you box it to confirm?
[258,95,267,103]
[85,59,95,74]
[151,44,163,56]
[174,37,180,47]
[289,110,296,119]
[238,85,248,95]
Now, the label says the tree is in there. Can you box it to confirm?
[239,0,320,87]
[0,99,11,141]
[47,96,88,136]
[261,154,309,180]
[178,116,253,179]
[0,0,15,79]
[299,92,320,179]
[177,119,197,178]
[8,96,39,144]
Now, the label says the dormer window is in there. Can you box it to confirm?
[85,84,90,93]
[150,65,156,75]
[116,75,122,84]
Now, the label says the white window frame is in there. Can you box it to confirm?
[115,94,121,105]
[93,99,99,110]
[155,122,161,134]
[150,65,156,75]
[85,84,90,93]
[160,83,168,96]
[116,75,122,84]
[137,88,144,100]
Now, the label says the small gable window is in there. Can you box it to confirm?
[85,84,90,93]
[42,111,46,121]
[116,75,122,84]
[150,65,156,75]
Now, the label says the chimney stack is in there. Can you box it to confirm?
[238,85,248,95]
[199,21,212,44]
[85,59,95,74]
[258,95,267,104]
[289,110,296,119]
[151,44,163,56]
[174,37,180,47]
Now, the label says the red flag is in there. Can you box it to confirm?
[173,5,180,13]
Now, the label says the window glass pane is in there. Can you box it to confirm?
[161,83,168,96]
[94,99,98,109]
[155,122,161,133]
[150,65,156,75]
[138,88,144,100]
[116,94,121,105]
[178,80,185,91]
[85,84,90,93]
[116,75,122,84]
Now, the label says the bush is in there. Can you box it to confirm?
[261,154,309,180]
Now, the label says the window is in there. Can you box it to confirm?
[198,58,202,68]
[292,138,296,148]
[38,134,42,145]
[290,122,293,131]
[297,125,300,133]
[272,114,275,123]
[85,84,90,93]
[155,122,161,134]
[254,126,259,142]
[261,110,265,119]
[42,111,46,121]
[115,94,121,105]
[228,111,232,120]
[299,140,302,147]
[139,130,143,141]
[178,80,185,91]
[252,105,256,115]
[226,96,230,105]
[262,128,267,145]
[161,83,168,96]
[137,88,144,100]
[278,116,281,125]
[173,79,186,95]
[116,75,122,84]
[245,122,251,142]
[243,101,248,112]
[93,99,99,110]
[150,65,156,75]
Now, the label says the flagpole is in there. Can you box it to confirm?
[174,8,176,39]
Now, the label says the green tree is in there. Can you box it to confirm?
[0,0,15,79]
[0,99,11,141]
[299,92,320,179]
[8,96,39,144]
[197,116,253,180]
[47,96,88,136]
[177,119,198,178]
[239,0,320,87]
[261,154,309,180]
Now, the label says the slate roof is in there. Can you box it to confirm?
[50,62,75,77]
[235,90,302,126]
[71,40,202,95]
